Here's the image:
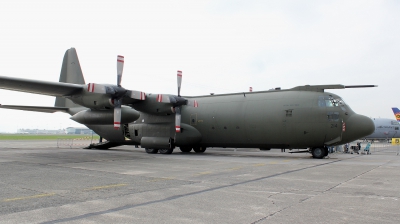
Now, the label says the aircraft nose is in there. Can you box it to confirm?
[342,114,374,142]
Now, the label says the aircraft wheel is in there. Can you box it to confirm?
[180,147,192,153]
[159,149,174,154]
[193,146,206,153]
[312,147,325,159]
[323,147,329,157]
[145,148,159,154]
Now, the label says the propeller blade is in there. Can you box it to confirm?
[187,99,199,107]
[117,55,124,87]
[86,83,107,93]
[129,90,146,100]
[113,100,122,130]
[175,107,181,133]
[177,70,182,97]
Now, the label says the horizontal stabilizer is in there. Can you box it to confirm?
[0,104,69,113]
[291,84,377,92]
[344,85,378,88]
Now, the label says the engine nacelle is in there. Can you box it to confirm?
[132,94,175,115]
[174,123,202,146]
[69,94,115,110]
[70,107,140,125]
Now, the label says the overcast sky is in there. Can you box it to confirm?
[0,0,399,133]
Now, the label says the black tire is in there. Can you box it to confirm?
[193,146,206,153]
[145,148,159,154]
[159,149,174,154]
[323,147,329,157]
[312,147,325,159]
[180,147,192,153]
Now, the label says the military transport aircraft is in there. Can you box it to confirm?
[363,118,400,141]
[0,48,375,159]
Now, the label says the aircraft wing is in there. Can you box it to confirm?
[0,76,83,96]
[0,104,69,113]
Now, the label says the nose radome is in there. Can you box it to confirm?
[343,114,375,142]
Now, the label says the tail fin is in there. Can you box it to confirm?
[392,107,400,122]
[55,48,85,108]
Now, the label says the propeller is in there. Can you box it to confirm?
[113,55,125,129]
[85,55,146,130]
[157,70,198,133]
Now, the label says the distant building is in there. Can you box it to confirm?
[17,129,65,134]
[65,127,93,135]
[17,128,93,135]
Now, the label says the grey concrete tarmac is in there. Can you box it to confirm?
[0,141,399,223]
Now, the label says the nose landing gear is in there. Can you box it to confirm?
[311,147,328,159]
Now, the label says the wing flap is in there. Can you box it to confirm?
[0,76,83,96]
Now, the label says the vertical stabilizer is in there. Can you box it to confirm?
[55,48,85,108]
[392,107,400,122]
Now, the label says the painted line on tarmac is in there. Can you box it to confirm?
[228,166,243,171]
[84,183,127,191]
[3,193,55,202]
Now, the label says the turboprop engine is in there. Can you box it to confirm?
[70,107,140,125]
[69,93,116,110]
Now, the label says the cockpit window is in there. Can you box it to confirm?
[318,95,346,107]
[327,112,340,122]
[391,121,399,125]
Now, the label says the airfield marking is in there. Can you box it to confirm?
[2,193,55,202]
[84,183,127,191]
[253,163,266,166]
[228,166,243,171]
[148,177,175,182]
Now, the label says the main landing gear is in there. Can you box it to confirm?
[145,148,174,154]
[311,147,328,159]
[179,147,192,153]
